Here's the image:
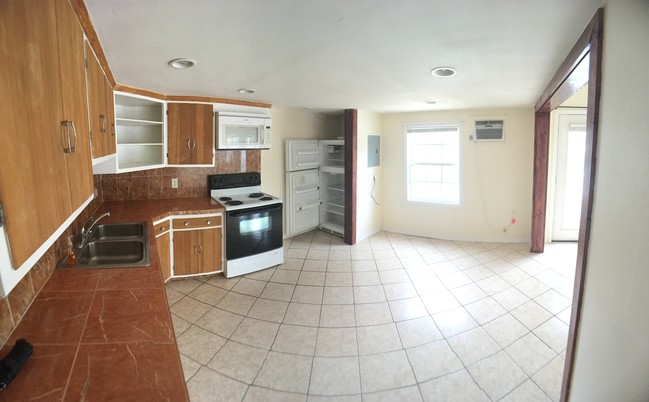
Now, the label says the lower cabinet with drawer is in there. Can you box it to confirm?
[153,213,223,282]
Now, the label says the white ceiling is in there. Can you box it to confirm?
[86,0,602,113]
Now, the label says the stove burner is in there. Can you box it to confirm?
[219,197,232,201]
[260,196,273,201]
[225,200,244,206]
[248,192,264,198]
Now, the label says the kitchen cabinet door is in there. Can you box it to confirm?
[156,231,171,282]
[172,230,196,276]
[167,103,214,165]
[196,227,221,273]
[56,0,93,209]
[0,0,83,268]
[85,42,105,158]
[172,228,221,276]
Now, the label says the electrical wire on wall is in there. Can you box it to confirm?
[370,174,381,206]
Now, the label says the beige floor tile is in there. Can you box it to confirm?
[406,339,463,382]
[362,385,422,402]
[492,286,530,311]
[447,327,501,366]
[271,269,300,285]
[556,306,572,325]
[244,386,307,402]
[247,298,289,323]
[375,257,403,270]
[511,300,553,330]
[232,277,267,297]
[254,351,313,393]
[465,297,507,325]
[292,285,324,304]
[463,265,495,281]
[378,269,410,284]
[353,286,386,304]
[188,283,228,306]
[272,324,318,355]
[283,302,322,327]
[467,350,527,400]
[534,289,572,314]
[168,278,202,294]
[303,259,328,272]
[506,332,557,375]
[176,325,226,365]
[298,271,326,286]
[532,355,565,401]
[187,366,248,402]
[325,272,353,286]
[315,327,358,357]
[170,296,212,323]
[476,275,511,295]
[351,259,376,271]
[499,267,531,285]
[355,302,393,326]
[329,250,351,261]
[383,282,418,301]
[432,306,479,338]
[396,316,443,348]
[322,287,354,305]
[371,249,397,260]
[206,274,240,290]
[500,379,552,402]
[388,297,428,321]
[309,357,361,395]
[286,248,309,259]
[351,250,374,261]
[179,353,201,381]
[359,350,416,392]
[281,258,306,271]
[230,317,280,349]
[207,340,267,383]
[352,271,381,286]
[171,313,191,337]
[533,317,569,353]
[307,250,330,260]
[195,307,244,338]
[216,291,256,315]
[450,282,488,305]
[320,304,355,327]
[413,276,446,296]
[165,287,184,306]
[405,266,436,280]
[261,282,296,302]
[482,313,529,348]
[356,323,402,355]
[245,267,276,281]
[326,260,352,272]
[418,369,490,402]
[420,289,461,315]
[515,277,551,299]
[439,271,473,289]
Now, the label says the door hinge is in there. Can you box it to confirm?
[0,203,5,227]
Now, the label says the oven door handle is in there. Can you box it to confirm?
[227,203,282,217]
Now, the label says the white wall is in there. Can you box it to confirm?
[355,110,382,241]
[380,108,534,242]
[569,2,649,401]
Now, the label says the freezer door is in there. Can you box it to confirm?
[286,170,320,236]
[286,140,320,171]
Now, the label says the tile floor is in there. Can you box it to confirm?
[166,230,576,402]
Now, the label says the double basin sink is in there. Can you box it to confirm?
[60,222,150,268]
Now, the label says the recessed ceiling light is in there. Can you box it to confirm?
[168,58,196,69]
[431,67,456,77]
[238,88,255,94]
[424,100,437,105]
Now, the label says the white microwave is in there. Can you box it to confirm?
[216,112,272,150]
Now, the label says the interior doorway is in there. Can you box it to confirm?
[551,108,587,241]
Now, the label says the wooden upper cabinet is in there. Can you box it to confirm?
[0,0,92,268]
[167,103,214,165]
[85,41,115,159]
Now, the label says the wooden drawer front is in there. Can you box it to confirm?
[154,220,171,235]
[173,215,221,229]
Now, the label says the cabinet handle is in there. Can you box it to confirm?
[197,245,203,254]
[186,139,191,149]
[206,220,211,225]
[99,114,106,133]
[160,226,166,231]
[61,121,73,153]
[184,221,189,226]
[193,245,198,254]
[111,123,115,136]
[69,121,77,153]
[191,139,197,149]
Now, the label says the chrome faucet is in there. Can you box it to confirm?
[77,212,111,248]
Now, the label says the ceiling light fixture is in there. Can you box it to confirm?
[238,88,255,94]
[168,58,196,69]
[431,67,456,77]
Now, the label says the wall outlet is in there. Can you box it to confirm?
[171,178,178,189]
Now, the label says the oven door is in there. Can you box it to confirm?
[226,203,283,260]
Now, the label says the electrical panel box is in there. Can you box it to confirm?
[368,135,380,167]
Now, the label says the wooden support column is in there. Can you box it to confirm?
[530,111,550,252]
[344,109,357,245]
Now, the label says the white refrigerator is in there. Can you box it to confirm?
[285,139,345,237]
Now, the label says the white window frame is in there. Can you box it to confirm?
[404,121,463,206]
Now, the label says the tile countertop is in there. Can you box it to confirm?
[0,197,223,401]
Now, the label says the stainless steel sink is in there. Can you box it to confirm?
[60,221,150,269]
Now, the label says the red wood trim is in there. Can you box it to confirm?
[68,0,116,86]
[113,84,167,100]
[166,95,271,109]
[561,8,604,402]
[344,109,357,245]
[530,111,550,253]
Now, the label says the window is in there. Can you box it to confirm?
[406,123,461,205]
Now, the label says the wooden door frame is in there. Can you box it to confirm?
[344,109,357,245]
[529,8,603,402]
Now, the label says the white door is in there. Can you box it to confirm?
[286,170,320,236]
[552,111,587,241]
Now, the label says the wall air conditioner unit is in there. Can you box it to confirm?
[473,120,504,141]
